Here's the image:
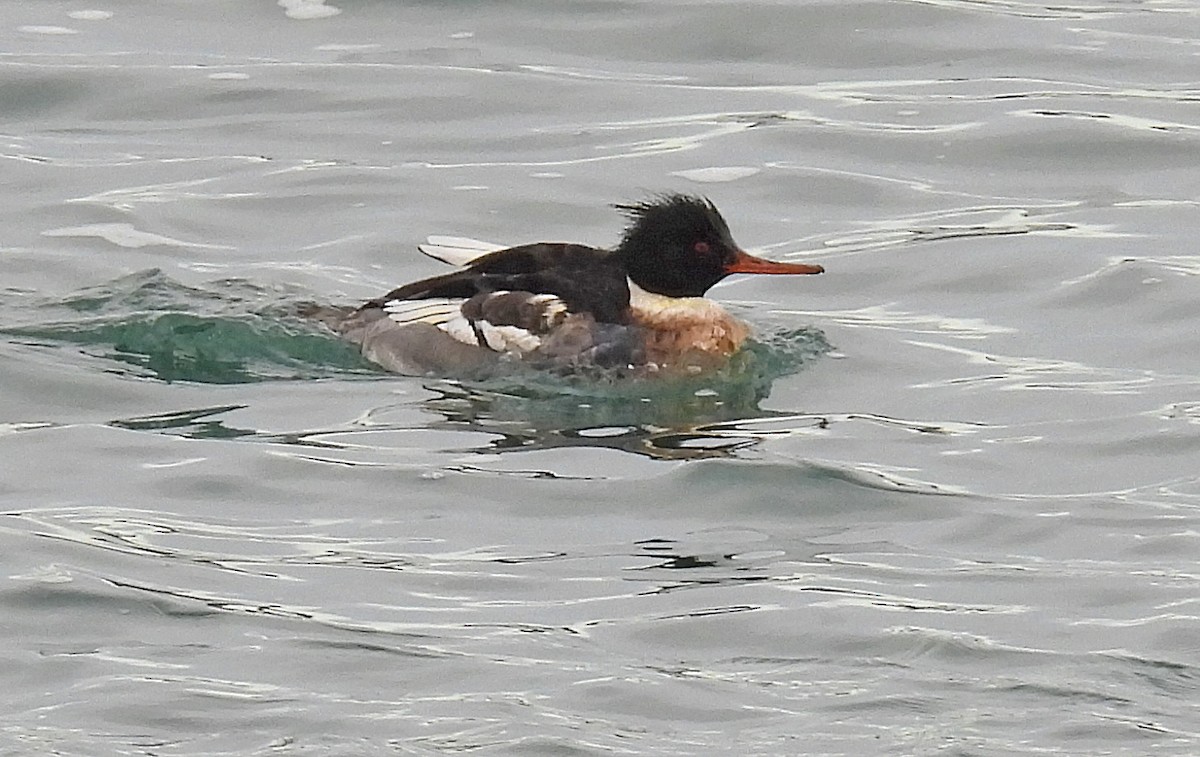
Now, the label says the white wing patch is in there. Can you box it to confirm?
[418,236,505,267]
[395,237,565,357]
[441,315,478,346]
[442,316,543,354]
[383,298,462,327]
[383,294,544,355]
[477,323,542,353]
[527,293,568,329]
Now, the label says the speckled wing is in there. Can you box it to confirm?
[382,290,569,355]
[367,239,629,360]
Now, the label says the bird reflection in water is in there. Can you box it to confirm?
[419,375,819,461]
[395,323,833,461]
[104,325,832,463]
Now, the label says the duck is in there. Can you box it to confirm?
[321,194,823,377]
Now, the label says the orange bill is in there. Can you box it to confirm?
[725,249,824,275]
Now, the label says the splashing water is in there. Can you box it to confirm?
[3,270,830,421]
[4,270,374,384]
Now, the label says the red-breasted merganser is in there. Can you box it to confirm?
[325,194,823,377]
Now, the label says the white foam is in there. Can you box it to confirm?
[671,166,761,183]
[42,223,231,250]
[19,25,78,35]
[316,43,380,52]
[68,10,113,20]
[278,0,341,20]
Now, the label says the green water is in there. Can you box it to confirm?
[6,270,830,431]
[7,270,377,384]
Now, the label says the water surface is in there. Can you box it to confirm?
[2,1,1198,754]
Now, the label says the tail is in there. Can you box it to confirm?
[294,302,357,335]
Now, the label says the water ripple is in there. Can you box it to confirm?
[906,340,1199,394]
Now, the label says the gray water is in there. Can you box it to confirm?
[2,1,1199,754]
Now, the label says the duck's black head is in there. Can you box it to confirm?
[614,194,823,298]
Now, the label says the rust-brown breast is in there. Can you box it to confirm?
[630,293,751,371]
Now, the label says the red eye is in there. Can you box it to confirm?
[693,241,711,255]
